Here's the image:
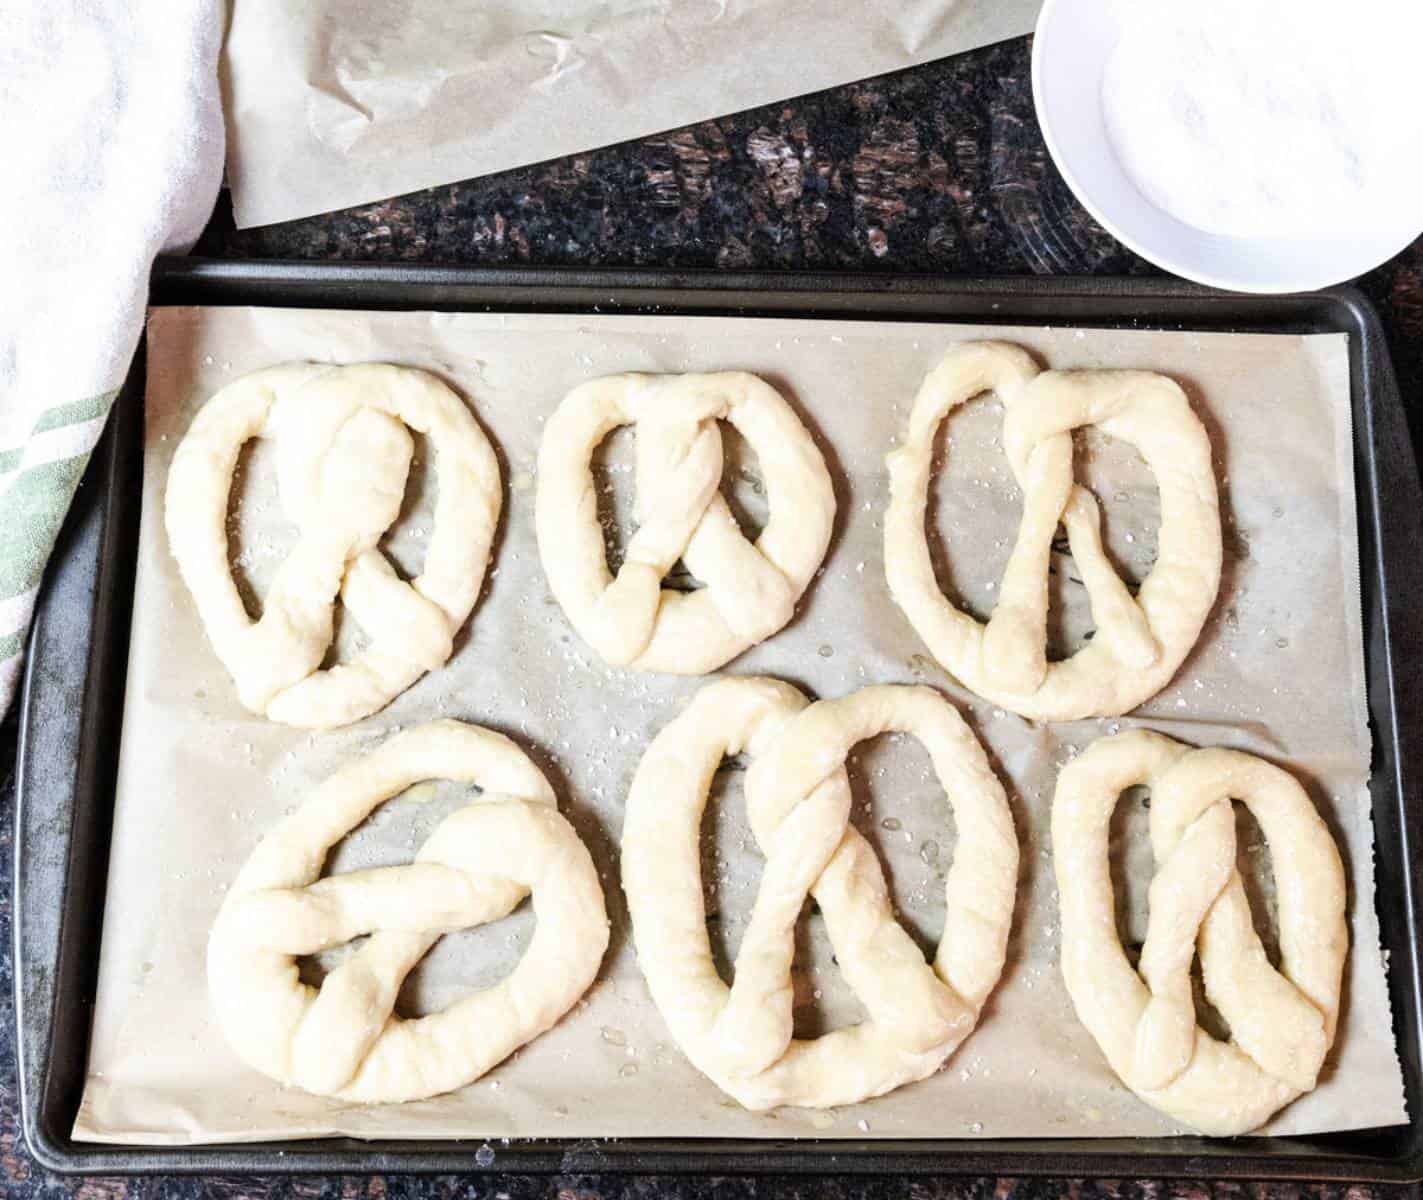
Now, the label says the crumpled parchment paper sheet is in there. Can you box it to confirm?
[223,0,1041,228]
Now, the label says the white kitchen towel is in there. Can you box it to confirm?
[0,0,224,713]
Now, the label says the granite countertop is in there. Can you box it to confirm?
[4,31,1422,1200]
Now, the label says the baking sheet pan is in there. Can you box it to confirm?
[75,302,1401,1145]
[15,261,1423,1178]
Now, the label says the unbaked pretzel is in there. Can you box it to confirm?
[536,372,835,673]
[208,720,608,1104]
[622,678,1018,1109]
[166,362,501,729]
[885,341,1221,721]
[1052,729,1347,1135]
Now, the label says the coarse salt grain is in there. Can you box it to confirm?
[1100,0,1422,239]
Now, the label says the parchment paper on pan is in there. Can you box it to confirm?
[74,306,1405,1143]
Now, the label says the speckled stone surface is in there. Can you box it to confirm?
[4,30,1422,1200]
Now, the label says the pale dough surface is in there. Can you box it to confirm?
[166,362,501,729]
[536,371,835,673]
[885,341,1222,721]
[1051,729,1347,1135]
[622,677,1018,1109]
[208,719,609,1104]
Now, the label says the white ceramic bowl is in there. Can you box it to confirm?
[1031,0,1423,293]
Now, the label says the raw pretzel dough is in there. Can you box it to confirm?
[536,372,835,673]
[208,720,609,1104]
[166,362,501,729]
[1052,729,1347,1135]
[885,341,1221,721]
[622,678,1018,1109]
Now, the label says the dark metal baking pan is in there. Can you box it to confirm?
[15,259,1423,1179]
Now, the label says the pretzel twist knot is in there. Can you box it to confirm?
[885,341,1222,720]
[622,678,1018,1109]
[1052,729,1347,1135]
[166,363,501,729]
[536,372,835,674]
[208,721,609,1104]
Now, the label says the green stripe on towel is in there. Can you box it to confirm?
[0,453,92,597]
[31,391,114,434]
